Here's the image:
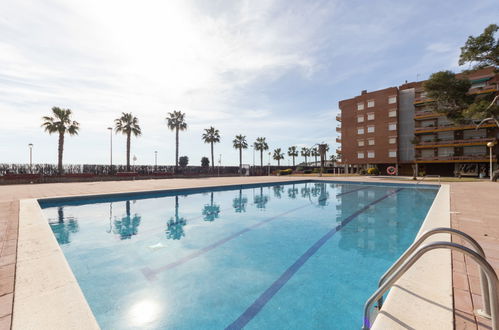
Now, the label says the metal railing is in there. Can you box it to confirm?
[377,228,490,317]
[416,174,440,184]
[362,241,499,330]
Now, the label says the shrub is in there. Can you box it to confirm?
[179,156,189,168]
[367,167,379,175]
[359,169,367,175]
[303,170,312,174]
[312,168,320,173]
[296,166,304,171]
[278,169,293,176]
[201,157,210,168]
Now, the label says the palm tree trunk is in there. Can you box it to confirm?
[305,156,307,165]
[175,127,179,171]
[57,132,64,174]
[239,147,242,171]
[292,155,295,167]
[126,132,131,171]
[211,142,214,169]
[126,200,131,217]
[278,159,280,166]
[315,154,318,165]
[174,195,179,222]
[260,150,263,168]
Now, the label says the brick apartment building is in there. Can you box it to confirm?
[337,67,499,177]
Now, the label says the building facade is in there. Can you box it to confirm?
[338,67,499,177]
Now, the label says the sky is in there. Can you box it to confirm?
[0,0,498,166]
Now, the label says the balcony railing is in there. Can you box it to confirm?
[336,137,341,143]
[415,137,496,147]
[416,154,489,162]
[414,97,434,105]
[469,86,498,95]
[336,126,341,132]
[414,123,496,133]
[336,115,341,122]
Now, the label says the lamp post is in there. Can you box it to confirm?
[487,141,495,181]
[218,154,221,177]
[133,155,137,172]
[268,152,271,176]
[28,143,33,172]
[154,151,158,170]
[107,127,113,172]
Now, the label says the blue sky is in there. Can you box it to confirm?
[0,0,498,166]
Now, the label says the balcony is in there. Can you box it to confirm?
[413,97,434,106]
[336,148,342,154]
[469,86,498,95]
[336,125,341,132]
[336,137,341,143]
[416,154,489,163]
[414,109,444,120]
[414,123,497,134]
[415,138,496,149]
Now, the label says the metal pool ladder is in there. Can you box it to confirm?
[416,174,441,184]
[362,227,499,330]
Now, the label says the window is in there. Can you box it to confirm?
[357,152,365,159]
[388,96,397,104]
[357,115,364,123]
[388,109,397,117]
[357,127,365,134]
[367,150,375,158]
[388,123,397,131]
[358,140,365,147]
[357,103,364,110]
[367,100,375,108]
[368,138,375,146]
[367,126,375,133]
[389,137,397,144]
[367,112,375,120]
[389,150,397,158]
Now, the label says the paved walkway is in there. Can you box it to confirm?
[0,176,497,329]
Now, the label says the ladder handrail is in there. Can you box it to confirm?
[416,174,441,184]
[377,227,490,317]
[362,241,499,330]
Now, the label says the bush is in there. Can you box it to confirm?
[201,157,210,168]
[296,166,304,171]
[303,170,312,174]
[179,156,189,168]
[359,169,367,175]
[367,167,379,175]
[312,168,320,173]
[278,169,293,176]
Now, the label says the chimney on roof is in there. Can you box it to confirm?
[361,90,367,95]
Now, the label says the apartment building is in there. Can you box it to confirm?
[337,67,499,177]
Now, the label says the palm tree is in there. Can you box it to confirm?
[166,111,187,171]
[202,192,221,222]
[113,200,142,240]
[288,146,298,166]
[253,137,269,168]
[301,147,311,166]
[311,147,320,166]
[233,189,248,213]
[272,148,285,166]
[233,135,248,171]
[330,154,337,166]
[41,107,80,174]
[202,127,220,170]
[166,196,187,240]
[114,112,142,171]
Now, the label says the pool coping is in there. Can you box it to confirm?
[14,178,448,329]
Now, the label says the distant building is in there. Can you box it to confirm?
[337,67,499,177]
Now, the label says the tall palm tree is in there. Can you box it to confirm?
[202,126,220,170]
[41,107,80,174]
[114,112,142,171]
[233,135,248,171]
[301,147,311,166]
[288,146,298,166]
[166,196,187,240]
[272,148,285,166]
[311,147,320,165]
[253,137,269,168]
[166,111,187,171]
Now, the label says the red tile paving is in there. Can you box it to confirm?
[0,177,497,329]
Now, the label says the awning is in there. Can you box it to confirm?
[471,77,492,83]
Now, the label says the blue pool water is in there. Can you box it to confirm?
[40,180,438,329]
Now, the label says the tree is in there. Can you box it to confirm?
[113,200,141,240]
[301,147,311,165]
[202,126,220,170]
[166,111,187,172]
[330,154,337,165]
[311,147,320,165]
[41,107,80,174]
[232,189,248,213]
[288,146,299,166]
[201,157,210,168]
[179,156,189,168]
[166,196,187,240]
[202,192,220,222]
[253,137,269,168]
[459,24,499,69]
[272,148,285,166]
[114,112,141,171]
[233,135,248,171]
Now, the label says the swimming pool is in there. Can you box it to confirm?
[40,180,438,329]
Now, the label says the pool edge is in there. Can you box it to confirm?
[372,184,453,329]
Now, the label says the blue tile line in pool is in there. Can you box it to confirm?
[140,185,370,281]
[225,188,403,330]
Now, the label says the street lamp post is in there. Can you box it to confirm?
[487,141,495,181]
[218,154,222,177]
[28,143,33,172]
[107,127,113,172]
[154,151,158,170]
[268,152,271,176]
[133,155,137,172]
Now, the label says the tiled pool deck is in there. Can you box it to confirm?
[0,176,496,329]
